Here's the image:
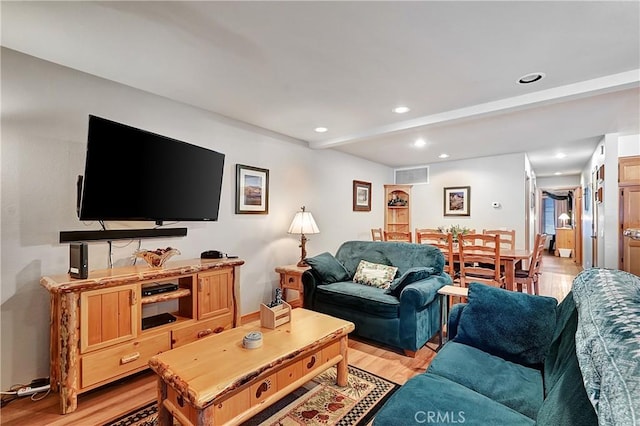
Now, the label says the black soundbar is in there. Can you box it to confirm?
[59,228,188,243]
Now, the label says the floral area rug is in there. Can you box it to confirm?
[104,365,398,426]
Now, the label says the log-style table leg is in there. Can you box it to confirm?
[157,378,172,426]
[59,292,79,414]
[336,336,349,386]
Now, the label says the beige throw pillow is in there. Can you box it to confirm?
[353,260,398,289]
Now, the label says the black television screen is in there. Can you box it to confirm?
[79,115,225,222]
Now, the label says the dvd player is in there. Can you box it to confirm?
[141,282,179,297]
[142,312,176,330]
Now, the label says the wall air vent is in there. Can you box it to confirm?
[394,166,430,185]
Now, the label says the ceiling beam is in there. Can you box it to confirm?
[309,70,640,150]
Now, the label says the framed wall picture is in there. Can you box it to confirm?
[444,186,471,216]
[353,180,372,211]
[235,164,269,214]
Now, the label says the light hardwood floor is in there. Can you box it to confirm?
[0,253,580,425]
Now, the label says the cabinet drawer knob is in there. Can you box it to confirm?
[255,380,271,399]
[120,352,140,364]
[197,329,213,339]
[307,355,316,369]
[197,326,224,339]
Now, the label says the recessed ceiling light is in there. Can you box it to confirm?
[517,72,546,85]
[393,106,410,114]
[414,138,426,148]
[554,172,563,175]
[438,153,450,159]
[314,127,328,133]
[555,153,567,159]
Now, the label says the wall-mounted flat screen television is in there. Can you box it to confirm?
[79,115,225,222]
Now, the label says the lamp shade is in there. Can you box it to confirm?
[558,213,570,221]
[288,208,319,235]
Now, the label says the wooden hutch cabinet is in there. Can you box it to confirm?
[41,258,243,414]
[384,184,412,233]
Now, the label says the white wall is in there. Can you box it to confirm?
[580,133,640,269]
[0,48,392,387]
[602,134,621,268]
[619,134,640,157]
[411,153,527,248]
[524,155,535,250]
[580,160,595,269]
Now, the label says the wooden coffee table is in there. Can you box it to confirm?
[148,308,355,426]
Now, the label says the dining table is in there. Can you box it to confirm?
[452,246,533,291]
[496,248,533,291]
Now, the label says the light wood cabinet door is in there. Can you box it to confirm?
[80,284,138,353]
[620,185,640,275]
[619,156,640,186]
[197,268,233,320]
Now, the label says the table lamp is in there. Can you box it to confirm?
[288,206,320,267]
[558,213,570,228]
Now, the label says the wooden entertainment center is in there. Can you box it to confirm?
[40,258,243,414]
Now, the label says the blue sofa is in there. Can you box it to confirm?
[302,241,452,356]
[374,268,640,425]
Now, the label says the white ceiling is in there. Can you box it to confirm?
[2,1,639,177]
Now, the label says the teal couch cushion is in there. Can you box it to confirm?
[385,266,436,297]
[305,252,350,283]
[536,351,597,425]
[427,342,544,419]
[315,281,399,318]
[544,291,579,394]
[372,373,534,426]
[454,283,557,366]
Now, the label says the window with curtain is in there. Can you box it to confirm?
[542,197,556,235]
[542,190,573,229]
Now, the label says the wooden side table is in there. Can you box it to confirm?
[436,285,468,351]
[275,265,310,308]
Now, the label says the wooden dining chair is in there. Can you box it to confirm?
[515,233,547,295]
[416,231,455,277]
[371,228,384,241]
[482,229,516,250]
[384,231,412,242]
[415,228,442,238]
[458,233,504,289]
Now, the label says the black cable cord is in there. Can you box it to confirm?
[0,394,18,408]
[99,221,114,268]
[0,383,27,408]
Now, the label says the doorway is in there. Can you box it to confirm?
[619,185,640,275]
